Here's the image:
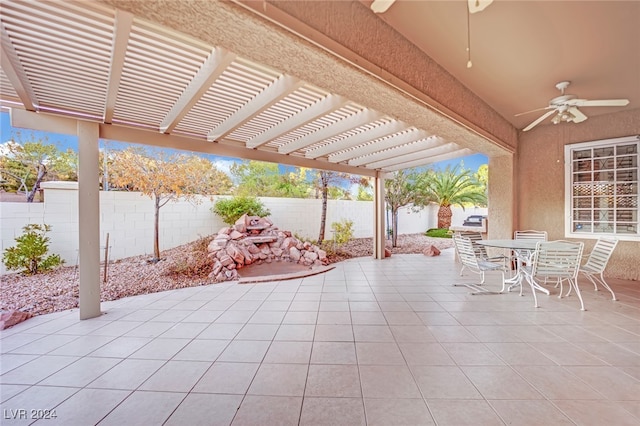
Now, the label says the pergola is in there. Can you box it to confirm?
[0,0,514,319]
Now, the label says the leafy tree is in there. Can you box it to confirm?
[312,171,368,243]
[108,147,232,261]
[417,164,487,229]
[232,160,310,198]
[384,169,420,247]
[231,160,280,196]
[212,196,271,225]
[276,168,312,198]
[2,224,64,275]
[327,186,351,200]
[356,184,374,201]
[475,164,489,196]
[48,148,78,182]
[0,137,77,202]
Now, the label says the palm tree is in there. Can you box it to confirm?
[419,165,487,229]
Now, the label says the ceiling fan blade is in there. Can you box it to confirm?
[522,109,557,132]
[568,106,588,123]
[573,99,630,107]
[468,0,494,14]
[515,106,552,117]
[371,0,395,13]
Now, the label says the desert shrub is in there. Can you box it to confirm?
[166,235,214,279]
[2,224,64,275]
[293,232,313,243]
[331,219,354,245]
[212,196,271,225]
[425,228,452,238]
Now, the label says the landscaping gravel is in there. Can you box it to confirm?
[0,234,453,317]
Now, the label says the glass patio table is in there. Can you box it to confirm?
[477,239,551,295]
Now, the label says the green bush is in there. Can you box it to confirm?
[425,228,452,238]
[2,224,64,275]
[212,196,271,225]
[331,219,354,245]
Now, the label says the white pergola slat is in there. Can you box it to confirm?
[104,10,133,124]
[0,0,474,174]
[349,137,445,167]
[383,148,475,171]
[363,142,460,169]
[246,93,345,149]
[207,75,303,142]
[1,23,37,111]
[306,119,405,159]
[278,108,380,154]
[333,129,427,164]
[160,47,236,134]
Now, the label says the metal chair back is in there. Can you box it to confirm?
[514,230,548,241]
[529,240,586,310]
[454,234,481,271]
[579,237,619,300]
[456,231,486,257]
[453,234,507,294]
[583,237,618,274]
[531,240,583,280]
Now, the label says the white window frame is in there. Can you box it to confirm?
[564,135,639,241]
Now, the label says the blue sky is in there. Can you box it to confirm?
[1,111,487,174]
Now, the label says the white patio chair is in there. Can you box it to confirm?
[454,231,508,276]
[513,230,548,263]
[523,240,585,310]
[512,229,549,285]
[452,234,508,295]
[514,230,548,241]
[578,237,619,301]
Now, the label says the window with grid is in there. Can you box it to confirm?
[565,135,639,240]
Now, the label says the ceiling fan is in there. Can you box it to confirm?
[518,81,630,132]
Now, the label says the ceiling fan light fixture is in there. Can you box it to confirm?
[518,80,629,131]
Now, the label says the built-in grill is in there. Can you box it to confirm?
[450,215,488,233]
[462,215,487,227]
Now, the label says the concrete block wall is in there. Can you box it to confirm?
[258,197,377,240]
[1,183,486,274]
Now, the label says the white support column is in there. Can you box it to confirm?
[372,171,386,259]
[77,121,101,319]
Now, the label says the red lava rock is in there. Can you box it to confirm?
[0,310,33,329]
[423,245,441,256]
[384,248,392,257]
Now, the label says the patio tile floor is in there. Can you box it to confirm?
[1,250,639,425]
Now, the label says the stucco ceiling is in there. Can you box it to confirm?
[371,0,640,131]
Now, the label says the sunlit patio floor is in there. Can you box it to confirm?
[1,249,639,425]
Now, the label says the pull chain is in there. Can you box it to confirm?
[466,5,473,68]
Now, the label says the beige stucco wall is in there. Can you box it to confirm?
[488,154,515,240]
[518,108,640,280]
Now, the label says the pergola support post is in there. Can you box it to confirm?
[373,171,386,259]
[77,120,101,319]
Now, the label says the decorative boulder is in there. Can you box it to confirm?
[423,245,441,256]
[206,216,330,282]
[1,311,33,330]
